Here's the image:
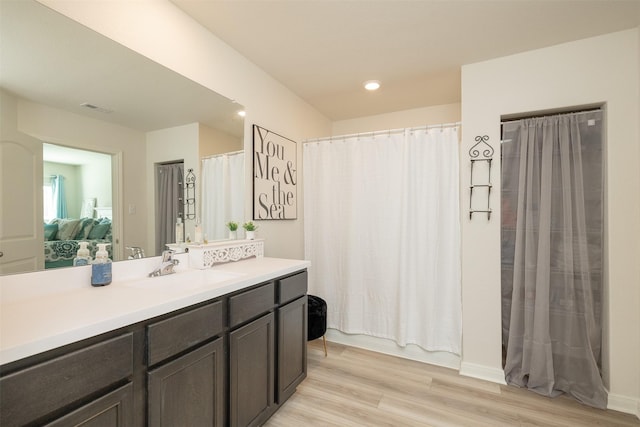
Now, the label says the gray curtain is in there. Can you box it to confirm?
[501,110,606,408]
[155,163,184,255]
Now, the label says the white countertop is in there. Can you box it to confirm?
[0,257,310,365]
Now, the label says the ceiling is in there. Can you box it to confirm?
[170,0,640,121]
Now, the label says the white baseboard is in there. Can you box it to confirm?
[459,361,507,385]
[607,392,640,418]
[324,329,461,370]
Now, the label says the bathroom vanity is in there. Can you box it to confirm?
[0,256,309,426]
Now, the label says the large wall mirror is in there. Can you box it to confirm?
[0,0,245,275]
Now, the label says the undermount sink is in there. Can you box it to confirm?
[121,269,246,292]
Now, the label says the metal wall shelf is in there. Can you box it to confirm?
[469,136,494,220]
[182,168,196,220]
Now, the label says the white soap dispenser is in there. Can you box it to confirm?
[73,241,92,266]
[91,243,112,287]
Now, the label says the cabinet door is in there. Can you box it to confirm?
[229,312,275,427]
[277,295,307,403]
[45,383,133,427]
[148,337,225,427]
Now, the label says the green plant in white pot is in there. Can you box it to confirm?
[227,221,238,240]
[242,221,258,240]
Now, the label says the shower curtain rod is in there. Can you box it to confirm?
[305,121,461,144]
[201,150,244,160]
[501,108,602,124]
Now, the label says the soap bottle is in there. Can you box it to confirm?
[91,243,112,287]
[175,217,184,244]
[73,241,92,266]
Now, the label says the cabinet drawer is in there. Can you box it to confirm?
[277,270,308,305]
[147,300,224,366]
[45,383,133,427]
[229,282,275,328]
[0,333,133,427]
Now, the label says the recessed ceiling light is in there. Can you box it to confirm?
[364,80,381,91]
[237,110,246,117]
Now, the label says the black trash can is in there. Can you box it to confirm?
[307,295,327,356]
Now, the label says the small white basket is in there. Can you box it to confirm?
[187,239,264,269]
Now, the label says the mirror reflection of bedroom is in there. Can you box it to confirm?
[42,143,113,269]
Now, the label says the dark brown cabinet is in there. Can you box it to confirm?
[277,295,307,403]
[230,312,276,427]
[148,337,225,426]
[146,300,226,426]
[0,268,307,427]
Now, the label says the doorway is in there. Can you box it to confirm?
[500,109,606,407]
[42,143,115,268]
[155,161,184,254]
[43,144,113,221]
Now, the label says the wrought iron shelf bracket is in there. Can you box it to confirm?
[469,135,494,220]
[183,168,196,220]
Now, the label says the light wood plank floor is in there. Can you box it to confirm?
[265,340,639,427]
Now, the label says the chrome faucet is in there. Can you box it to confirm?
[148,250,180,277]
[126,246,145,259]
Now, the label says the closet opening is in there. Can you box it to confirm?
[155,161,184,255]
[500,106,607,408]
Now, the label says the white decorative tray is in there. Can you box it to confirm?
[186,239,264,269]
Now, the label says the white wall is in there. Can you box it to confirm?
[198,124,241,158]
[332,102,461,135]
[39,0,332,261]
[79,156,112,209]
[461,28,640,413]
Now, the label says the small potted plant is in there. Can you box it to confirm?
[226,221,238,240]
[242,221,258,240]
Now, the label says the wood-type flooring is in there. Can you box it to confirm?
[265,340,639,426]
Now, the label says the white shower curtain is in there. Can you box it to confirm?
[202,152,245,241]
[304,127,461,354]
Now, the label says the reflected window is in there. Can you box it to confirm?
[43,184,55,222]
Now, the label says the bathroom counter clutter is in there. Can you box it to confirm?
[0,256,310,365]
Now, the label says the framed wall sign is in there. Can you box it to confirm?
[252,125,297,220]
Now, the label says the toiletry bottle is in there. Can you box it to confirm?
[194,221,203,244]
[73,241,92,266]
[91,243,112,286]
[176,217,184,243]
